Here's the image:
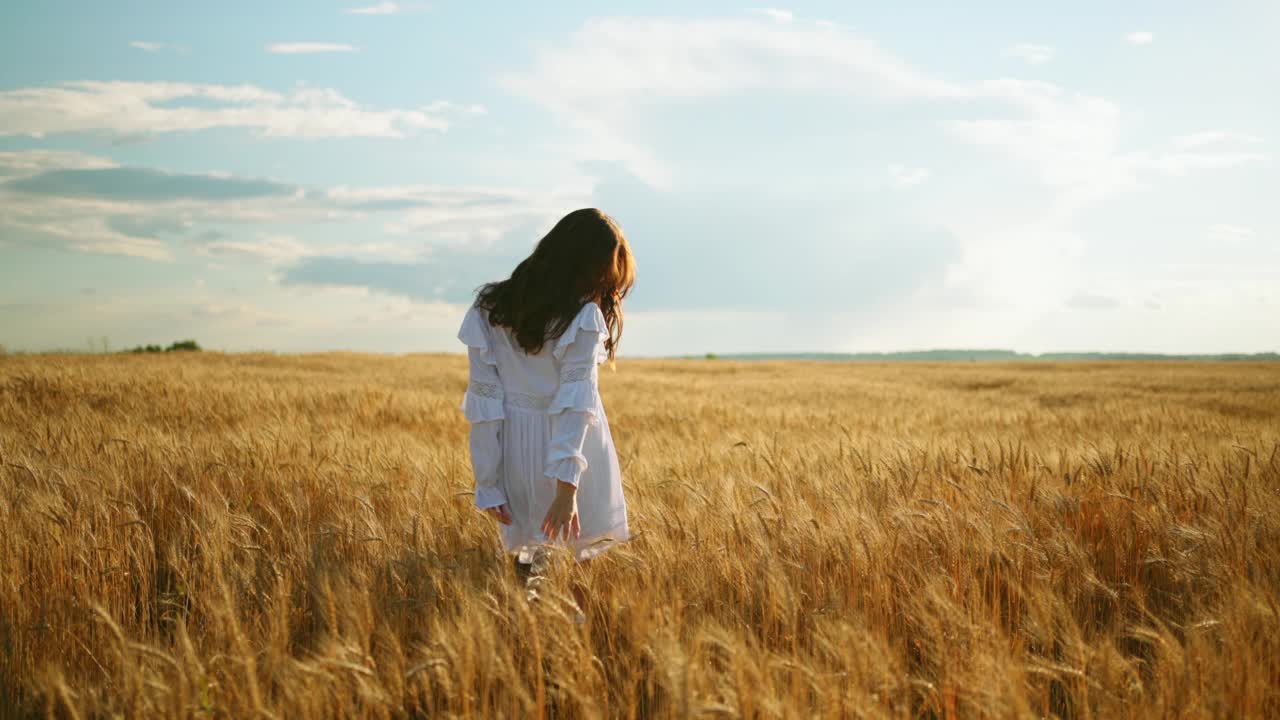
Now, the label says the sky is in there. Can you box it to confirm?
[0,1,1277,356]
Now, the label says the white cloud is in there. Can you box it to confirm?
[1171,131,1262,149]
[54,234,174,261]
[1151,131,1269,175]
[0,153,302,260]
[1207,224,1256,245]
[933,78,1267,317]
[501,15,965,187]
[0,151,579,263]
[505,13,1229,205]
[191,302,289,326]
[266,42,358,54]
[1125,31,1154,45]
[939,215,1089,315]
[748,8,795,24]
[0,153,168,259]
[1001,43,1054,65]
[423,99,488,115]
[0,81,469,139]
[1066,290,1122,309]
[1147,151,1268,176]
[129,41,188,53]
[888,164,931,188]
[946,79,1138,217]
[201,235,309,262]
[507,16,964,105]
[0,150,117,176]
[501,12,1274,320]
[946,81,1269,215]
[332,183,591,246]
[344,2,399,14]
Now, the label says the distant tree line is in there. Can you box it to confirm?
[125,340,203,354]
[694,350,1280,362]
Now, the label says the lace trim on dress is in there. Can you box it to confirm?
[547,375,600,425]
[461,388,504,423]
[561,366,592,383]
[505,390,552,411]
[469,380,502,399]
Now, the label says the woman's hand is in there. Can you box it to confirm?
[484,503,513,525]
[540,480,580,542]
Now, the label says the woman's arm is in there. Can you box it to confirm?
[464,346,507,511]
[541,304,607,541]
[544,309,606,489]
[458,309,508,513]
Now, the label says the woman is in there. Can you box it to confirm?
[457,208,635,616]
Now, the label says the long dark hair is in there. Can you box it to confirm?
[475,208,635,364]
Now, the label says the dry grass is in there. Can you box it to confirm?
[1,353,1278,718]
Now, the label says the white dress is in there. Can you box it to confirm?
[458,300,631,563]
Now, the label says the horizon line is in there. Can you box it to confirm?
[4,347,1277,360]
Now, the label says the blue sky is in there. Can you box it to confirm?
[1,1,1276,355]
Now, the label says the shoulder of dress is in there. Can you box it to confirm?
[552,302,608,361]
[575,301,607,332]
[457,303,497,365]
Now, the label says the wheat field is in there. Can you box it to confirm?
[1,353,1277,718]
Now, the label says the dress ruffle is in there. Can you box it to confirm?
[457,304,497,366]
[474,484,507,510]
[460,389,505,423]
[547,375,600,425]
[545,455,587,486]
[551,302,608,363]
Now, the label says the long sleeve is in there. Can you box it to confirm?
[545,304,607,487]
[458,307,506,510]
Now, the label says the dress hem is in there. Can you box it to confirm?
[502,524,631,563]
